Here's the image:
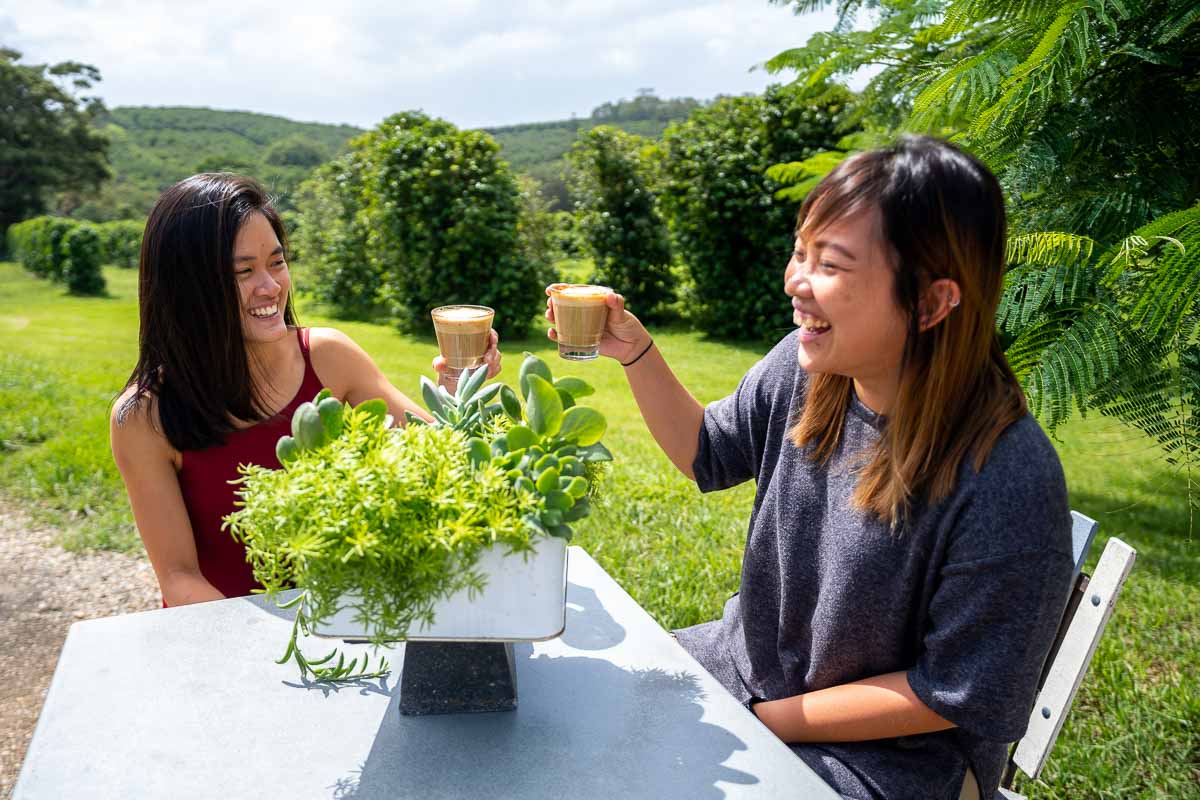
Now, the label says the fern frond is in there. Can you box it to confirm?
[970,1,1122,158]
[1096,336,1200,481]
[1019,303,1123,429]
[1154,1,1200,43]
[940,0,1057,37]
[1123,209,1200,340]
[1007,231,1096,268]
[909,48,1018,127]
[1004,317,1068,379]
[997,233,1099,332]
[767,150,848,194]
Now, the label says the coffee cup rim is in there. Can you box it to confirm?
[548,284,612,297]
[431,304,495,319]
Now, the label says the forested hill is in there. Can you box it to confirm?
[70,106,365,221]
[485,94,702,207]
[69,96,702,220]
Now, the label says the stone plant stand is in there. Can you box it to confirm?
[399,641,518,715]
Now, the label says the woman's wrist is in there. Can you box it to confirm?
[620,337,655,367]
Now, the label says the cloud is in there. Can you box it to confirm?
[2,0,838,128]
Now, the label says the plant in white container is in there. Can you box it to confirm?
[223,353,611,682]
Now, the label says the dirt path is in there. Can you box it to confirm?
[0,499,159,799]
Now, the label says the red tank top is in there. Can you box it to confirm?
[176,327,325,602]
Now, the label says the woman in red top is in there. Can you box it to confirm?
[110,173,501,607]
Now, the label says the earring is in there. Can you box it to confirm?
[949,298,960,308]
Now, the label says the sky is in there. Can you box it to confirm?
[1,0,840,130]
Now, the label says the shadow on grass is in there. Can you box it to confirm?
[1070,480,1198,584]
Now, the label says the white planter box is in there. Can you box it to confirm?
[311,535,568,643]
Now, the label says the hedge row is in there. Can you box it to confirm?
[7,216,108,295]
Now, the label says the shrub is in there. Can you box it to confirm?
[567,126,674,320]
[290,154,384,320]
[661,85,850,339]
[7,215,79,281]
[62,223,106,295]
[7,217,45,270]
[97,219,144,268]
[366,112,546,336]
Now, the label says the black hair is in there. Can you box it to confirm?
[117,173,298,451]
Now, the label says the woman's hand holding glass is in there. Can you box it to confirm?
[544,284,650,365]
[432,329,502,389]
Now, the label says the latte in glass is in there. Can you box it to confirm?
[550,284,610,361]
[431,305,494,379]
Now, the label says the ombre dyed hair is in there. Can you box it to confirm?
[789,136,1026,524]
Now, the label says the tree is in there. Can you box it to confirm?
[362,112,547,336]
[660,84,852,338]
[567,126,675,320]
[290,152,382,319]
[515,175,558,286]
[295,112,546,336]
[0,49,110,233]
[767,0,1200,490]
[264,135,329,168]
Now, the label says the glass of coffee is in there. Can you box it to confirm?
[430,305,495,380]
[549,284,610,361]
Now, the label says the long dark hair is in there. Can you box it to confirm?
[789,136,1026,523]
[117,173,298,451]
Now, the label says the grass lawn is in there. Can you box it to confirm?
[0,261,1196,797]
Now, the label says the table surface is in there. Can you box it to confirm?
[15,547,839,800]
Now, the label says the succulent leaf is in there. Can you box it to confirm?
[525,374,563,438]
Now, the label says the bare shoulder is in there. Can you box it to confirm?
[307,327,382,397]
[111,384,155,431]
[110,386,172,461]
[307,326,372,367]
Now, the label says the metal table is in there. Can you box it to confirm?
[14,547,839,799]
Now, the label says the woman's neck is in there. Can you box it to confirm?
[853,372,900,417]
[245,329,297,395]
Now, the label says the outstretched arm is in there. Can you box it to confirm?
[546,288,703,479]
[308,327,501,426]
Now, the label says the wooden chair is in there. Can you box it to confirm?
[996,512,1137,798]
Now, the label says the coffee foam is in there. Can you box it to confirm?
[554,285,609,303]
[434,306,492,321]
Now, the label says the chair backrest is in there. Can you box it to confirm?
[1069,511,1099,578]
[1009,535,1137,782]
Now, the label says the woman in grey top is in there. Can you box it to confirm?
[545,136,1074,799]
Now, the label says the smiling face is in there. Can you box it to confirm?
[786,205,911,410]
[233,211,290,345]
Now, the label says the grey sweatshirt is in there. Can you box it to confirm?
[675,331,1074,800]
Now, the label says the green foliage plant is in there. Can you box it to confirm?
[515,175,559,284]
[7,215,83,283]
[567,126,675,320]
[660,84,852,338]
[97,220,144,268]
[366,112,548,337]
[291,154,384,319]
[62,222,106,295]
[295,112,549,333]
[224,354,612,682]
[6,217,50,276]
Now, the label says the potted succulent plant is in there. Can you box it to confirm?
[223,353,612,685]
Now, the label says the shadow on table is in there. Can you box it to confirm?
[330,650,757,800]
[327,580,755,798]
[562,582,626,650]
